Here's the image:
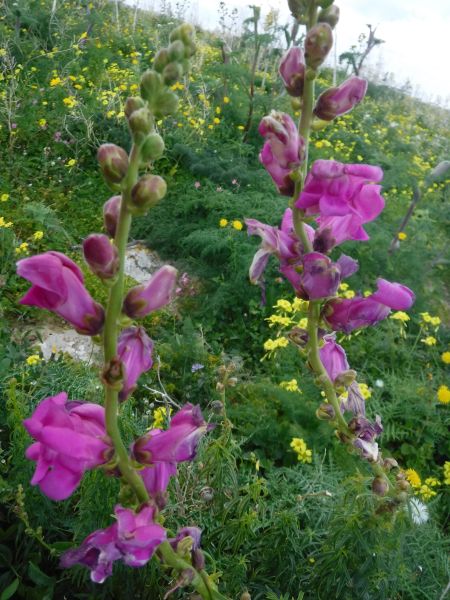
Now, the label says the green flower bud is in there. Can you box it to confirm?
[183,42,196,58]
[97,144,129,185]
[287,0,307,19]
[316,402,335,420]
[141,133,165,161]
[372,476,389,496]
[140,70,163,103]
[180,58,191,74]
[305,23,333,69]
[124,96,145,118]
[178,23,195,45]
[318,0,334,7]
[128,107,153,138]
[153,90,179,118]
[168,40,185,61]
[318,5,340,28]
[130,175,167,214]
[162,61,184,85]
[153,48,170,73]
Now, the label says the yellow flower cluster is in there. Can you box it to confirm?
[443,462,450,486]
[218,218,243,230]
[263,337,289,352]
[279,379,301,393]
[290,438,312,463]
[152,406,172,429]
[26,354,42,366]
[404,468,441,501]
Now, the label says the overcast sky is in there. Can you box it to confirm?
[131,0,450,105]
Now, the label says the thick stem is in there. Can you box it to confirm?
[103,142,149,504]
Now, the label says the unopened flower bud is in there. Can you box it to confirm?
[168,40,186,61]
[210,400,224,414]
[227,377,238,387]
[314,77,367,121]
[101,357,124,391]
[382,457,399,471]
[288,327,309,347]
[200,486,214,502]
[318,5,340,28]
[397,479,410,491]
[124,96,145,119]
[141,133,165,162]
[372,476,389,496]
[103,195,121,238]
[153,48,170,73]
[192,548,205,570]
[83,234,119,280]
[334,369,357,388]
[140,70,163,103]
[305,23,333,69]
[240,593,251,600]
[127,107,153,138]
[163,61,184,85]
[153,90,179,118]
[130,175,167,214]
[171,23,195,47]
[97,144,129,185]
[216,382,225,392]
[287,0,306,19]
[279,47,305,97]
[316,402,335,420]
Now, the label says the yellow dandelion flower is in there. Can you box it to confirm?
[441,351,450,364]
[398,232,407,240]
[213,117,221,125]
[223,96,230,103]
[405,468,421,488]
[437,385,450,404]
[38,118,47,127]
[219,218,228,228]
[26,354,42,366]
[1,193,9,202]
[232,220,243,231]
[421,336,437,346]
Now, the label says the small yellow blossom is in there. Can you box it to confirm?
[443,462,450,485]
[15,242,29,254]
[215,106,221,115]
[50,76,62,86]
[280,379,300,393]
[266,314,292,327]
[66,158,77,168]
[275,299,293,313]
[424,477,440,487]
[33,230,44,241]
[152,406,172,429]
[441,351,450,364]
[1,193,9,202]
[405,468,421,488]
[398,232,407,241]
[429,316,441,326]
[232,220,243,231]
[0,49,7,57]
[213,117,221,125]
[290,438,312,463]
[223,96,230,103]
[38,118,47,127]
[292,298,308,312]
[237,125,244,130]
[26,354,42,366]
[343,290,355,299]
[437,385,450,404]
[298,317,308,329]
[63,96,77,108]
[390,311,410,322]
[359,382,371,400]
[418,484,436,501]
[263,337,289,352]
[219,218,228,227]
[0,217,13,228]
[421,336,437,346]
[339,282,349,291]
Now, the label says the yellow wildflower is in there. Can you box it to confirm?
[437,385,450,404]
[152,406,172,429]
[26,354,42,366]
[421,336,437,346]
[339,282,349,291]
[38,118,47,127]
[418,484,436,501]
[33,231,44,241]
[1,193,9,202]
[343,290,355,299]
[424,477,440,487]
[441,351,450,364]
[359,383,371,400]
[280,379,300,393]
[232,220,243,231]
[275,299,293,313]
[398,232,407,241]
[266,314,292,327]
[0,217,13,228]
[263,337,289,352]
[298,317,308,329]
[390,311,410,322]
[219,218,228,227]
[443,462,450,485]
[237,125,244,130]
[405,468,421,488]
[290,438,312,463]
[63,96,77,108]
[213,117,220,125]
[50,76,62,86]
[223,96,230,103]
[292,297,308,312]
[15,242,29,254]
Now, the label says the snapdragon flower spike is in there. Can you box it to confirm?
[298,252,341,300]
[349,415,383,462]
[23,392,110,500]
[133,403,213,465]
[17,252,105,335]
[245,208,314,286]
[117,326,154,401]
[319,335,349,383]
[123,265,178,319]
[259,111,305,196]
[324,278,415,333]
[83,234,119,280]
[314,77,368,121]
[279,46,305,97]
[60,504,166,583]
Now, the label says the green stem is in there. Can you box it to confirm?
[103,142,149,505]
[158,542,216,599]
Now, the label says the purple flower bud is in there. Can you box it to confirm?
[117,326,154,401]
[17,251,105,335]
[23,392,110,500]
[124,96,145,119]
[130,175,167,214]
[319,334,349,383]
[133,404,213,465]
[372,476,389,496]
[279,47,305,97]
[61,504,166,582]
[127,107,153,137]
[350,415,383,462]
[83,234,119,280]
[123,265,178,319]
[305,23,333,69]
[103,195,121,238]
[316,402,335,420]
[97,144,129,185]
[259,111,305,195]
[300,252,341,299]
[314,77,368,121]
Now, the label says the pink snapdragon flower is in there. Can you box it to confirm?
[259,111,305,196]
[298,252,341,299]
[23,392,110,500]
[83,234,119,280]
[324,278,415,333]
[314,77,368,121]
[319,335,350,383]
[60,504,166,583]
[279,47,305,97]
[349,415,383,462]
[123,265,178,319]
[133,404,213,465]
[117,326,154,401]
[140,460,177,508]
[17,252,105,335]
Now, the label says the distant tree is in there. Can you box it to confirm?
[339,24,384,76]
